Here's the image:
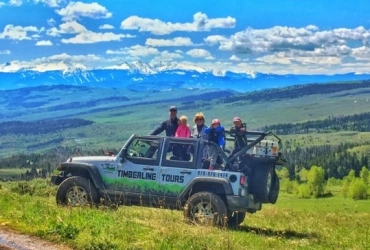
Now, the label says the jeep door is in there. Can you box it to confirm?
[112,136,162,205]
[157,137,199,207]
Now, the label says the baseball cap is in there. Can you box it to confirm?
[233,117,241,122]
[211,118,220,125]
[169,106,177,111]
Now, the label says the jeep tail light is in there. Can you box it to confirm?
[240,175,246,186]
[272,146,278,155]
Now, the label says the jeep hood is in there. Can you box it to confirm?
[69,156,116,163]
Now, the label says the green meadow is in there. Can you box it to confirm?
[0,180,369,250]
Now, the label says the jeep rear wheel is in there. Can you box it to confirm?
[56,176,99,206]
[184,192,227,227]
[251,166,274,203]
[227,211,246,228]
[268,172,280,204]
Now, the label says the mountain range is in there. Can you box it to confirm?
[1,61,370,92]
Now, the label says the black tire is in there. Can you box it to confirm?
[184,192,227,227]
[268,173,280,204]
[227,212,246,228]
[250,166,274,203]
[56,176,99,206]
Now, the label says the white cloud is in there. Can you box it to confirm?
[9,0,22,6]
[61,31,134,44]
[33,0,62,7]
[213,26,370,54]
[0,24,40,40]
[121,12,235,35]
[35,40,53,46]
[47,18,56,26]
[56,1,112,21]
[146,37,194,47]
[204,35,228,44]
[107,45,159,57]
[0,2,5,7]
[46,21,87,36]
[151,50,183,61]
[229,55,241,61]
[186,49,214,60]
[0,49,11,54]
[99,24,114,30]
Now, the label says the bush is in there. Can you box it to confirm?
[281,180,299,194]
[297,184,311,198]
[349,178,368,200]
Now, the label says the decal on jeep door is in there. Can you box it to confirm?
[102,176,186,195]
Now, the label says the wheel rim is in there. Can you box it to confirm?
[191,201,215,225]
[66,186,88,206]
[266,171,272,195]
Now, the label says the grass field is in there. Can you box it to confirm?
[0,168,29,180]
[0,179,369,250]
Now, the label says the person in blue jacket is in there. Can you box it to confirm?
[204,118,225,170]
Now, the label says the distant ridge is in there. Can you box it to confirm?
[1,61,370,92]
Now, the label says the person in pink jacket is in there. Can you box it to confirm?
[175,116,191,138]
[174,116,191,161]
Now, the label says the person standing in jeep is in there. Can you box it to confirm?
[151,106,179,136]
[229,117,248,158]
[204,119,225,170]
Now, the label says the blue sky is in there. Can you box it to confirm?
[1,0,370,74]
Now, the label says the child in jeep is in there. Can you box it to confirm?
[204,119,225,170]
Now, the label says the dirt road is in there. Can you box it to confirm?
[0,227,71,250]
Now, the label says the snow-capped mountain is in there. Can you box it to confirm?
[1,61,370,92]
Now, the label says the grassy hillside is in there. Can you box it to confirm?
[1,81,370,159]
[0,180,369,250]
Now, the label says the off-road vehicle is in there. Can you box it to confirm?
[51,131,285,227]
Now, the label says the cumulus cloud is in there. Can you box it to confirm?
[99,24,114,30]
[151,50,183,61]
[146,37,194,47]
[47,18,56,26]
[35,40,53,46]
[33,0,62,7]
[0,49,11,54]
[9,0,22,6]
[204,35,228,44]
[56,1,112,21]
[61,31,134,44]
[0,24,41,40]
[0,2,5,7]
[107,45,159,57]
[186,49,214,60]
[46,21,87,36]
[121,12,235,35]
[229,55,241,61]
[212,26,370,54]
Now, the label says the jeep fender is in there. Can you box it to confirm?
[59,162,105,190]
[179,176,233,201]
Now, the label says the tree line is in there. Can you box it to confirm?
[219,80,370,103]
[283,142,369,180]
[261,112,370,134]
[0,118,94,135]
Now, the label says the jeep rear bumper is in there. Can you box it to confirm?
[226,195,262,213]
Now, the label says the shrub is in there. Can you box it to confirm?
[307,166,325,198]
[297,184,311,198]
[281,180,299,194]
[349,178,368,200]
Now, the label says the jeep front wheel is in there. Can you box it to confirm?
[184,192,227,227]
[56,176,99,206]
